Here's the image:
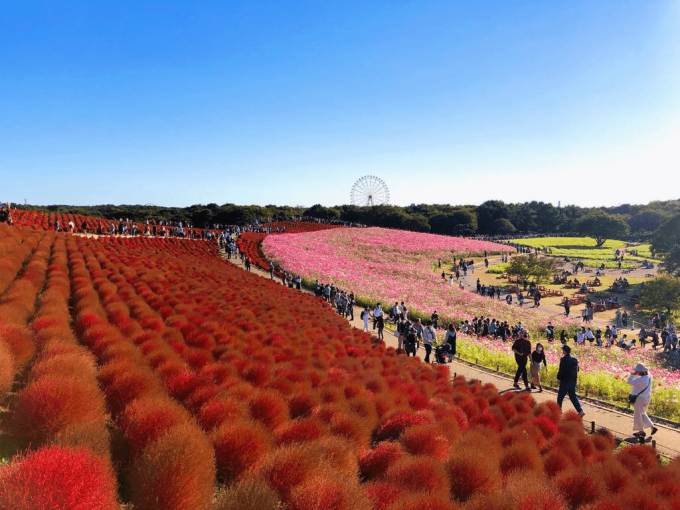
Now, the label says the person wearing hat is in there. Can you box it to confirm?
[556,345,585,416]
[627,363,657,442]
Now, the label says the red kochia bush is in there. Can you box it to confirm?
[248,389,290,430]
[128,423,215,510]
[288,472,372,510]
[0,445,118,510]
[446,453,500,503]
[374,412,432,442]
[0,341,14,398]
[118,396,189,455]
[385,493,462,510]
[384,455,449,493]
[359,442,406,481]
[10,376,107,446]
[212,419,273,483]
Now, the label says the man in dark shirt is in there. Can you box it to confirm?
[556,345,585,415]
[512,332,531,391]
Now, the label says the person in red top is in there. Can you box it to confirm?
[512,331,532,391]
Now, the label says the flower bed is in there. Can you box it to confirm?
[262,227,575,332]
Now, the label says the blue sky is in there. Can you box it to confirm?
[1,1,679,208]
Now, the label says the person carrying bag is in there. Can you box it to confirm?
[627,363,657,442]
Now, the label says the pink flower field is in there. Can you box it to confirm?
[262,227,574,332]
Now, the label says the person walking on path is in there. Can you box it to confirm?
[512,332,531,391]
[627,363,657,442]
[361,307,370,332]
[557,345,585,415]
[269,262,274,279]
[530,343,547,392]
[444,323,457,357]
[422,321,436,363]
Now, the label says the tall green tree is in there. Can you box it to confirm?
[505,255,558,285]
[652,215,680,275]
[640,275,680,321]
[575,212,630,247]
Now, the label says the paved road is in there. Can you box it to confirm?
[226,251,679,458]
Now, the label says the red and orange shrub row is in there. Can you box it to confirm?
[11,210,114,232]
[237,233,270,271]
[260,220,345,234]
[0,224,50,397]
[2,226,680,510]
[11,208,221,237]
[0,228,120,509]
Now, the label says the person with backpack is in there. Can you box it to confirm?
[556,345,585,416]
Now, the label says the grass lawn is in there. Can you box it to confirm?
[507,237,661,265]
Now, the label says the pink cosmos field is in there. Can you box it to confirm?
[262,227,574,332]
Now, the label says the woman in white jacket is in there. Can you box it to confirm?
[627,363,658,442]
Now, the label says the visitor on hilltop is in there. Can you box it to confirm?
[530,342,547,392]
[400,301,407,321]
[512,331,531,391]
[627,363,657,443]
[269,262,274,279]
[557,345,585,416]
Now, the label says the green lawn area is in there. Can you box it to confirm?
[507,237,660,264]
[507,237,625,249]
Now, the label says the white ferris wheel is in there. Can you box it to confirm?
[350,175,390,207]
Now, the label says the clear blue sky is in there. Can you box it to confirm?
[2,1,679,208]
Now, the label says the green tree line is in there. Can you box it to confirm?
[14,199,679,238]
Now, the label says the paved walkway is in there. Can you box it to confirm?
[226,252,680,458]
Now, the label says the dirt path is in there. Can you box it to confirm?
[225,251,680,458]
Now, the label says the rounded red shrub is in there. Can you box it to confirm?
[118,396,188,455]
[375,412,432,442]
[0,341,14,398]
[554,470,604,508]
[197,397,245,431]
[288,472,371,510]
[275,418,324,445]
[365,481,406,510]
[212,419,273,483]
[543,450,572,478]
[254,444,319,500]
[385,493,461,510]
[11,376,107,446]
[101,369,161,416]
[0,445,118,510]
[468,409,501,433]
[0,323,35,369]
[499,443,543,476]
[616,444,658,474]
[532,415,559,440]
[248,389,290,430]
[400,424,451,460]
[446,453,500,503]
[359,441,406,481]
[384,455,448,493]
[128,423,215,510]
